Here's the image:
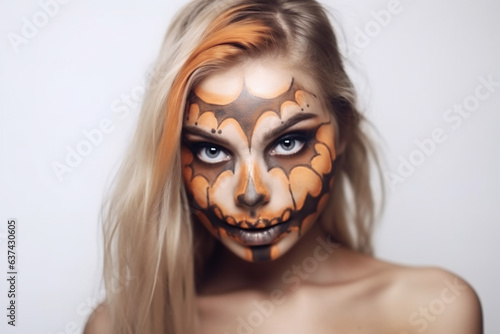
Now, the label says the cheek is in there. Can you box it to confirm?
[181,147,195,191]
[301,193,330,232]
[311,143,333,175]
[181,147,211,210]
[283,123,337,229]
[195,211,219,237]
[315,122,336,159]
[188,176,210,209]
[287,141,333,212]
[181,142,236,210]
[208,170,236,212]
[289,166,323,210]
[258,168,294,218]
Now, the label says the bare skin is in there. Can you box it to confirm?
[197,223,482,334]
[84,58,482,334]
[85,238,482,334]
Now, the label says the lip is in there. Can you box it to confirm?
[225,219,292,246]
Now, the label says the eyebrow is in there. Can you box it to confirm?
[263,112,318,141]
[182,126,231,146]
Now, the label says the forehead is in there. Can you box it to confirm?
[183,59,330,147]
[194,59,298,104]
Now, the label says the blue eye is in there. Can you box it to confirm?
[271,135,306,156]
[197,144,230,164]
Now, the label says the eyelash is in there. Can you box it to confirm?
[187,130,312,164]
[191,143,231,164]
[269,132,309,157]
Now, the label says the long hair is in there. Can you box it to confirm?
[101,0,383,333]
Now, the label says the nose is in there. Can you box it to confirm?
[235,167,269,209]
[236,177,265,208]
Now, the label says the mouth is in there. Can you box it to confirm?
[224,219,292,246]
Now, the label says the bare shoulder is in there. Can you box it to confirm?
[83,303,112,334]
[327,249,482,333]
[367,256,483,334]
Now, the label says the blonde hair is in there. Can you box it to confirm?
[101,0,383,333]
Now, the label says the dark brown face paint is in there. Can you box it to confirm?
[181,138,235,187]
[237,176,264,209]
[265,124,325,177]
[182,75,337,262]
[187,78,308,147]
[186,148,337,262]
[250,245,272,262]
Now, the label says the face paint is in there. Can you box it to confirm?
[181,61,336,262]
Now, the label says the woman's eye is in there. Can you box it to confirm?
[270,135,306,156]
[196,144,230,164]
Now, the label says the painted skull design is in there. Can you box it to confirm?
[181,61,336,262]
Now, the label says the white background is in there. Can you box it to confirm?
[0,0,498,333]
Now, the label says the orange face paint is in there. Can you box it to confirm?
[181,62,336,262]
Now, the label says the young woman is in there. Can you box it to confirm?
[84,0,482,333]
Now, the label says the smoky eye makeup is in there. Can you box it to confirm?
[194,142,231,164]
[267,129,315,158]
[183,137,232,165]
